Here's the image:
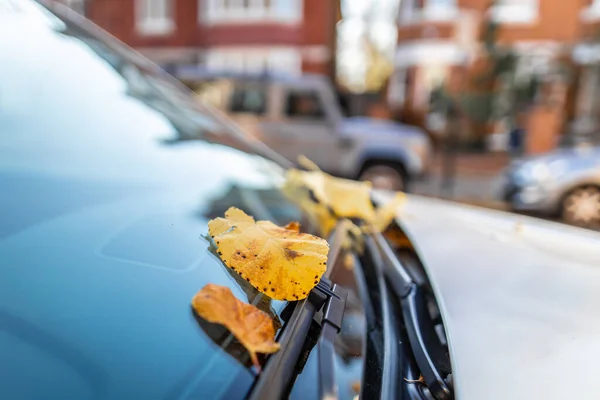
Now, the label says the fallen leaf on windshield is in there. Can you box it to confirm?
[404,375,426,385]
[343,253,354,270]
[281,172,337,237]
[367,192,407,233]
[338,219,365,254]
[192,284,280,371]
[282,168,404,236]
[297,154,321,171]
[208,207,329,301]
[284,221,300,232]
[204,234,282,330]
[282,169,372,236]
[383,224,414,250]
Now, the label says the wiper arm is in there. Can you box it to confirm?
[248,226,348,400]
[371,233,453,400]
[248,293,317,400]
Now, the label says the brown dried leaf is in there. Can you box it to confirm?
[192,284,280,370]
[284,221,300,232]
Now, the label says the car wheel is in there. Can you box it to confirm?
[359,163,406,191]
[561,186,600,227]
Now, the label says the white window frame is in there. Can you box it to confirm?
[204,47,301,75]
[399,0,458,26]
[398,0,416,25]
[201,0,302,25]
[581,0,600,22]
[136,0,174,36]
[490,0,538,25]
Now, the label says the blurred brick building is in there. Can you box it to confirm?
[47,0,338,78]
[389,0,600,150]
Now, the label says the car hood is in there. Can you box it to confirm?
[340,117,426,141]
[394,195,600,400]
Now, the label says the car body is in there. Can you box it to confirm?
[392,194,600,400]
[179,70,431,191]
[4,3,600,400]
[501,145,600,226]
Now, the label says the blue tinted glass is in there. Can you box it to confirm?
[0,2,300,399]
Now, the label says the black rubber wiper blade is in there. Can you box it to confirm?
[248,295,317,400]
[371,233,453,400]
[248,224,347,400]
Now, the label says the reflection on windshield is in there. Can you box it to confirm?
[189,236,288,372]
[0,3,304,400]
[63,23,235,143]
[0,309,108,400]
[289,250,365,400]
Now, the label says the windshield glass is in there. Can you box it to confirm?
[0,2,302,399]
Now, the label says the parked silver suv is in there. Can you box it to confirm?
[184,72,431,191]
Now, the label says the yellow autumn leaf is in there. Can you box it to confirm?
[297,154,321,171]
[282,168,404,236]
[366,192,406,233]
[343,253,354,270]
[338,219,365,254]
[208,207,329,301]
[192,284,280,370]
[281,172,337,237]
[284,221,300,232]
[205,234,282,330]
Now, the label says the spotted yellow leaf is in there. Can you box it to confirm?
[192,284,280,370]
[208,207,329,301]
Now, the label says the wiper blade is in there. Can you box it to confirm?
[248,226,348,400]
[371,233,453,400]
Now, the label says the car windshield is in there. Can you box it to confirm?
[0,2,305,399]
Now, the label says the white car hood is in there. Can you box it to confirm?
[394,195,600,400]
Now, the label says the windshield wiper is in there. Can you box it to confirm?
[248,226,348,400]
[371,233,453,400]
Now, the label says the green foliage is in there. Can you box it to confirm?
[459,93,495,124]
[428,0,547,139]
[460,2,537,129]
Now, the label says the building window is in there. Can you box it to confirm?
[205,48,301,75]
[427,0,456,8]
[490,0,538,24]
[136,0,174,36]
[398,0,416,25]
[422,0,457,20]
[581,0,600,22]
[202,0,302,24]
[399,0,457,25]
